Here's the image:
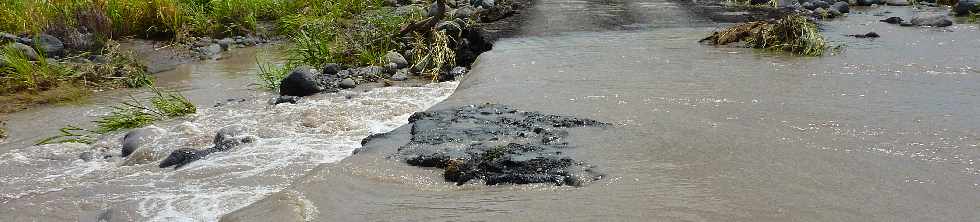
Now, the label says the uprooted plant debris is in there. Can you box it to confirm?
[366,104,609,186]
[701,14,827,56]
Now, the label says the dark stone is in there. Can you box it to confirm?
[160,125,256,169]
[955,0,979,16]
[909,14,953,27]
[880,17,904,24]
[322,63,342,75]
[479,4,514,23]
[855,0,883,5]
[121,128,163,157]
[271,95,300,105]
[340,78,356,89]
[88,55,109,64]
[33,34,65,57]
[848,32,880,38]
[803,2,818,10]
[436,21,462,37]
[831,2,850,13]
[279,66,327,97]
[159,148,203,169]
[387,104,608,186]
[813,0,830,8]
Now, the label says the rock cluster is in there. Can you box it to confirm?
[362,104,609,186]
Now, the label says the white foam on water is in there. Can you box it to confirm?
[0,81,458,221]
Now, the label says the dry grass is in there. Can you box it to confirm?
[702,15,827,56]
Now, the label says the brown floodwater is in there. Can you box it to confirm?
[2,1,979,221]
[226,3,980,222]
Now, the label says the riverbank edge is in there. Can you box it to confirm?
[216,1,534,221]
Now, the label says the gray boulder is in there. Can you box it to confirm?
[454,6,477,19]
[33,34,64,57]
[195,43,222,60]
[214,124,249,145]
[159,125,256,169]
[384,51,409,68]
[831,2,849,13]
[340,78,356,89]
[8,42,40,61]
[279,66,326,97]
[121,127,166,158]
[910,14,953,27]
[955,0,979,16]
[391,69,410,81]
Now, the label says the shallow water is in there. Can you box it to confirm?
[227,3,980,222]
[0,47,458,221]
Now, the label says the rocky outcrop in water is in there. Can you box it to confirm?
[364,104,609,186]
[159,124,256,169]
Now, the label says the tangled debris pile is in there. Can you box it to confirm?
[701,15,827,56]
[366,104,609,186]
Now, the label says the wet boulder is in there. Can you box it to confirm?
[387,104,608,186]
[880,16,904,24]
[321,63,342,76]
[831,2,849,13]
[955,0,980,16]
[121,127,167,157]
[33,34,65,57]
[384,51,409,69]
[454,6,478,19]
[160,125,256,169]
[8,42,40,61]
[847,32,880,38]
[909,14,953,27]
[279,66,326,97]
[120,127,173,166]
[270,95,300,105]
[855,0,883,6]
[803,2,818,10]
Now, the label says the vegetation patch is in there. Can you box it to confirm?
[0,40,151,113]
[701,15,827,56]
[37,88,195,145]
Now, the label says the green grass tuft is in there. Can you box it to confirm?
[37,88,195,145]
[256,60,291,91]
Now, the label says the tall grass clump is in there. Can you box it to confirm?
[701,15,827,56]
[255,60,290,90]
[280,0,414,68]
[37,88,195,144]
[0,45,70,93]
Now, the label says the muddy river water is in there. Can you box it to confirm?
[3,0,980,221]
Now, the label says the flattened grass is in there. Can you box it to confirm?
[702,15,827,56]
[37,88,195,144]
